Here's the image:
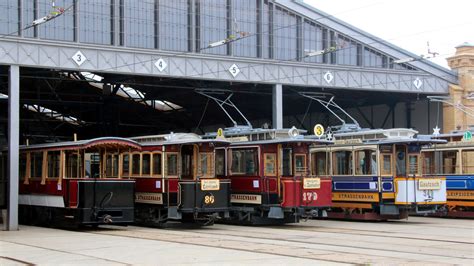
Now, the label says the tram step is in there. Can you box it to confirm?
[380,205,400,215]
[268,207,284,219]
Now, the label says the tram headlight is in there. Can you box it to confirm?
[288,126,299,138]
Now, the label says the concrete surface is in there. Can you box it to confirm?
[0,217,472,265]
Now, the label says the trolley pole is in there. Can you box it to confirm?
[7,65,19,231]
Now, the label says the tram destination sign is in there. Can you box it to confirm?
[303,178,321,189]
[201,179,220,191]
[418,179,442,190]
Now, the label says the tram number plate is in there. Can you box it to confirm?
[201,179,220,191]
[303,192,318,202]
[303,178,321,189]
[418,179,441,190]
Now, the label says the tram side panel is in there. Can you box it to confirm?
[312,142,446,220]
[131,141,230,225]
[17,139,138,227]
[422,145,474,217]
[224,142,332,224]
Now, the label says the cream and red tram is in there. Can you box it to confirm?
[421,130,474,217]
[13,137,139,227]
[310,128,447,220]
[206,127,332,224]
[128,133,231,225]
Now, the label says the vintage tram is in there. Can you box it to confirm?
[12,137,139,227]
[421,130,474,217]
[128,133,231,226]
[205,126,333,224]
[310,128,447,220]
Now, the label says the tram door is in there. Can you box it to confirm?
[395,145,407,177]
[181,145,195,180]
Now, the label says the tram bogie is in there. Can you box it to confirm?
[310,128,447,220]
[130,133,231,226]
[11,137,139,227]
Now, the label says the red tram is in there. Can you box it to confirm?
[13,137,139,227]
[206,127,332,224]
[129,133,231,225]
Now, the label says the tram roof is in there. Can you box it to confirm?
[131,133,230,146]
[18,137,141,151]
[228,138,332,146]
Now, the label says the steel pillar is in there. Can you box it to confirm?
[272,84,283,129]
[7,65,19,231]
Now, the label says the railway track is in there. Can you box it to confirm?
[91,217,473,265]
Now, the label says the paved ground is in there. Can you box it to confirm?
[0,217,472,265]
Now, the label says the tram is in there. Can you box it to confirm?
[421,130,474,217]
[12,137,139,227]
[205,126,333,224]
[310,128,447,220]
[128,133,231,226]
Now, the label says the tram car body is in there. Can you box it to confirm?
[421,131,474,217]
[129,133,231,225]
[12,137,139,227]
[310,128,447,220]
[206,127,332,225]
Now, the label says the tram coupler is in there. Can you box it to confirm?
[102,214,113,224]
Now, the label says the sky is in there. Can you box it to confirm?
[304,0,473,69]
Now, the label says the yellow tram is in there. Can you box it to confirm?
[310,128,447,220]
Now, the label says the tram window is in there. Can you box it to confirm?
[312,152,328,176]
[19,153,26,179]
[264,153,276,176]
[152,153,162,175]
[167,154,178,176]
[142,153,151,175]
[395,146,406,176]
[30,152,43,179]
[131,154,140,175]
[86,153,101,178]
[181,146,194,179]
[200,153,214,177]
[47,151,61,178]
[436,151,457,174]
[106,154,119,177]
[355,150,377,175]
[122,154,130,176]
[230,148,258,176]
[295,154,307,175]
[462,150,474,174]
[66,151,83,178]
[422,152,435,175]
[381,154,392,176]
[408,155,419,175]
[215,149,225,176]
[282,148,292,176]
[333,150,352,175]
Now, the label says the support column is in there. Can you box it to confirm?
[272,84,283,129]
[7,65,19,231]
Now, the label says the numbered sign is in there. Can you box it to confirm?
[216,128,225,139]
[314,124,324,138]
[463,131,472,141]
